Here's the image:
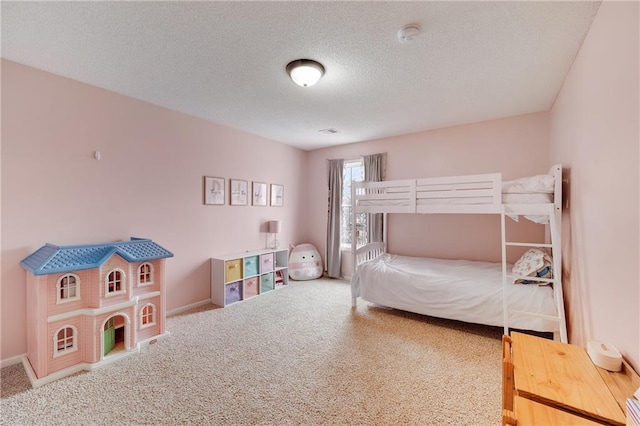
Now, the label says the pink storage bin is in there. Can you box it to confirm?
[260,253,274,273]
[244,277,259,298]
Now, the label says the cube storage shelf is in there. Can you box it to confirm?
[211,248,289,307]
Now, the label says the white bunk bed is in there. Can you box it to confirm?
[350,164,567,342]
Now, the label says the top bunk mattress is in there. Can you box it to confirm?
[357,192,552,206]
[356,193,552,222]
[351,253,559,332]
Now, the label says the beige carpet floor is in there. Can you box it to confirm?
[1,278,503,425]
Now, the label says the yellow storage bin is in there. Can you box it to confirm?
[225,259,242,283]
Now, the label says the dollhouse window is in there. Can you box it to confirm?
[140,304,156,328]
[138,263,154,286]
[106,269,125,296]
[56,273,80,303]
[53,325,77,357]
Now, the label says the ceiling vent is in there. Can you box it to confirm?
[319,128,340,134]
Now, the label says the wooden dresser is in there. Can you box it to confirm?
[502,332,639,425]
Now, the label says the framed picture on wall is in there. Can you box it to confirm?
[203,176,225,205]
[230,179,248,205]
[252,182,268,206]
[270,184,284,207]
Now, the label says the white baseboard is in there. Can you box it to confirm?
[1,353,26,369]
[167,299,212,317]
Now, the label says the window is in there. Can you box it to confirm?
[53,326,77,357]
[57,273,80,303]
[106,270,124,296]
[140,304,155,328]
[138,263,153,286]
[341,159,367,247]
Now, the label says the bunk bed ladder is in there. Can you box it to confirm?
[501,205,568,343]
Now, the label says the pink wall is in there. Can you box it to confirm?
[303,112,552,269]
[4,2,637,374]
[1,60,306,361]
[549,1,639,370]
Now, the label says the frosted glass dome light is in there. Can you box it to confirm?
[286,59,325,87]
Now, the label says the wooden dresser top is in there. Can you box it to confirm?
[511,332,626,425]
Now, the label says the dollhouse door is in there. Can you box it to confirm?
[104,318,115,356]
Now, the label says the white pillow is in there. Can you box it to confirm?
[503,174,555,194]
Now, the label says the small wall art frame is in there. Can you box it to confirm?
[203,176,225,205]
[252,182,268,206]
[270,184,284,207]
[230,179,248,206]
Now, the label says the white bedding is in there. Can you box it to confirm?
[357,193,553,223]
[351,254,559,332]
[503,193,553,224]
[358,192,551,206]
[502,192,552,204]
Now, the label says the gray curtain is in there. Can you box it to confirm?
[326,159,344,278]
[363,153,386,243]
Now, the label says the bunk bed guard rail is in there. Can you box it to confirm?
[353,173,502,215]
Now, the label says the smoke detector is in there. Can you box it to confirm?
[398,24,421,43]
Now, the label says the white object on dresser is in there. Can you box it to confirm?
[587,340,623,372]
[211,248,289,307]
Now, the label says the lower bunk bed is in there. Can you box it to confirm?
[350,242,559,334]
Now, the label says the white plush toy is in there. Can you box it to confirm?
[288,243,323,280]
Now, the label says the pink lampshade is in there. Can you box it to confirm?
[268,220,281,233]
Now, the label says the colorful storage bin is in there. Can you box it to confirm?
[260,253,274,273]
[225,281,242,305]
[243,256,259,277]
[260,272,274,293]
[225,259,242,283]
[244,277,259,298]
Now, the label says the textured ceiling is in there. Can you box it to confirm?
[1,1,600,150]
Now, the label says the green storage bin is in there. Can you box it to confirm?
[260,272,274,293]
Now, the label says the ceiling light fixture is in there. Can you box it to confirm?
[286,59,325,87]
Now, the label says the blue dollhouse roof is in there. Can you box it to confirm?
[21,237,174,276]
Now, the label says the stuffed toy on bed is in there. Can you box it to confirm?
[288,243,323,280]
[512,248,553,284]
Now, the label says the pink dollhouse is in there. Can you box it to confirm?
[20,237,173,388]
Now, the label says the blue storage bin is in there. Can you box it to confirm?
[243,256,259,277]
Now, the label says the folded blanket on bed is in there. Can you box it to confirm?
[503,174,555,194]
[502,174,555,224]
